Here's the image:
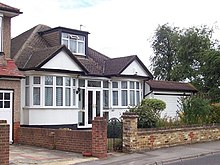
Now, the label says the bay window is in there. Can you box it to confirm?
[25,76,78,107]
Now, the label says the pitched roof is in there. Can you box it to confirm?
[146,80,198,93]
[11,24,152,79]
[0,2,22,16]
[0,58,24,78]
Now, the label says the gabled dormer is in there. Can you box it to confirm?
[39,27,89,56]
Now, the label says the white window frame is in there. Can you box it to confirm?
[61,32,85,55]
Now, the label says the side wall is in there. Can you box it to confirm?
[122,112,220,152]
[1,79,21,143]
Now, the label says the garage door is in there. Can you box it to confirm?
[0,90,13,142]
[154,94,181,118]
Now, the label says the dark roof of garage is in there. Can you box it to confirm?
[146,80,198,93]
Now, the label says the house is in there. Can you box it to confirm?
[145,80,198,118]
[11,24,153,130]
[0,3,23,143]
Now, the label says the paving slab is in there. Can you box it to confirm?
[10,145,97,165]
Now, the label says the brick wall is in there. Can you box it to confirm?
[18,117,107,158]
[18,127,92,153]
[0,120,9,165]
[122,112,220,152]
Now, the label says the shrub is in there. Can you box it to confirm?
[130,98,166,128]
[179,95,212,125]
[210,103,220,124]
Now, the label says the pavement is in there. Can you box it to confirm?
[10,140,220,165]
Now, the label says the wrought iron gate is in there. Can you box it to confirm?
[107,118,122,151]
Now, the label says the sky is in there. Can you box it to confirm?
[3,0,220,70]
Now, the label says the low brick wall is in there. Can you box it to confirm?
[122,112,220,152]
[18,117,107,158]
[18,127,92,153]
[0,120,9,165]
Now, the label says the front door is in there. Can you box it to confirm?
[87,89,101,127]
[0,90,13,142]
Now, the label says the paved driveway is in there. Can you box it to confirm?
[10,145,97,165]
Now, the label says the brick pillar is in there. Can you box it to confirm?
[122,112,138,152]
[13,121,20,144]
[0,120,9,165]
[92,117,107,158]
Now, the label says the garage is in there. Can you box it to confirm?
[154,94,181,118]
[0,90,13,142]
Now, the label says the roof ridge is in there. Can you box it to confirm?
[13,24,49,61]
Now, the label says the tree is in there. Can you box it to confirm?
[151,24,179,81]
[151,24,220,102]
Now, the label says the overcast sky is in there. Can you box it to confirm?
[3,0,220,69]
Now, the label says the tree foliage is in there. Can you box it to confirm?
[151,24,220,102]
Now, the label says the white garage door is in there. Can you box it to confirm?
[154,94,181,118]
[0,90,13,142]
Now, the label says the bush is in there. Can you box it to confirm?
[210,103,220,123]
[179,95,212,125]
[130,98,166,128]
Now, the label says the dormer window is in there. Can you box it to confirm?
[62,33,85,55]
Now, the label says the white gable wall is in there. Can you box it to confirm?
[41,50,83,72]
[121,60,149,77]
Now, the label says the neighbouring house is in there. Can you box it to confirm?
[0,3,23,143]
[145,80,198,118]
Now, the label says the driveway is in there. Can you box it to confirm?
[10,145,97,165]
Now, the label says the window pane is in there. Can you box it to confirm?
[56,87,63,106]
[25,87,30,106]
[56,77,63,86]
[136,91,140,105]
[25,76,29,85]
[113,91,118,106]
[73,89,76,106]
[103,90,109,109]
[78,42,85,54]
[103,81,109,88]
[65,88,71,106]
[62,39,68,47]
[79,79,85,87]
[0,93,2,99]
[136,82,140,89]
[121,90,128,106]
[70,39,77,53]
[78,36,85,41]
[130,90,135,106]
[79,89,85,110]
[121,81,127,89]
[130,81,135,89]
[65,77,71,86]
[72,79,76,86]
[45,87,53,106]
[33,76,41,84]
[4,93,10,100]
[0,101,2,108]
[88,80,101,87]
[112,82,118,88]
[62,33,68,38]
[33,87,40,105]
[45,76,53,85]
[4,101,10,108]
[96,91,101,116]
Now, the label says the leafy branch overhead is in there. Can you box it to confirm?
[151,23,220,102]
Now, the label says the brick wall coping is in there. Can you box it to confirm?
[20,127,92,132]
[122,112,138,118]
[137,125,220,135]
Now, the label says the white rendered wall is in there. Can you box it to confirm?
[109,108,128,120]
[22,109,78,125]
[121,60,149,77]
[41,50,83,72]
